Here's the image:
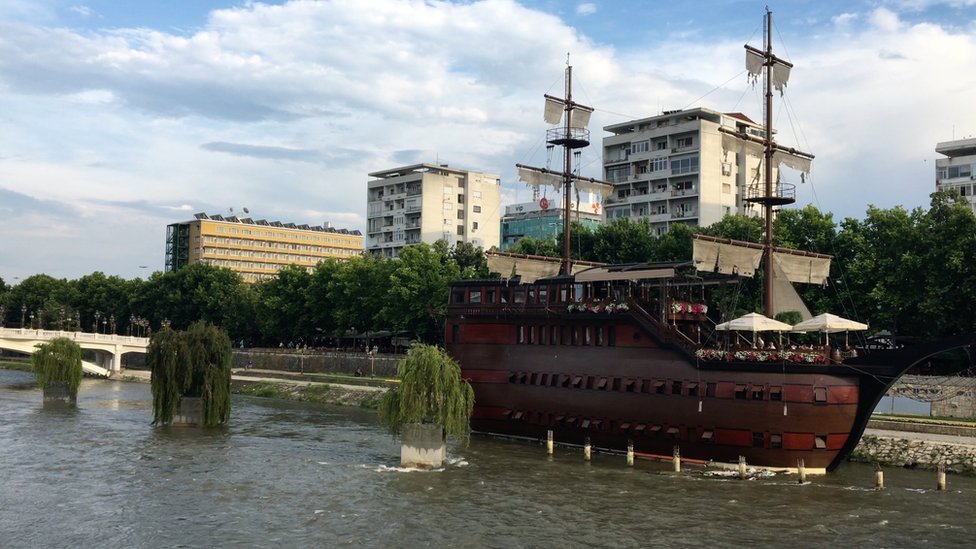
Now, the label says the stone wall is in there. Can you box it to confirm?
[886,375,976,419]
[232,349,400,378]
[850,434,976,473]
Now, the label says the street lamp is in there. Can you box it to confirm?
[29,312,35,330]
[0,305,5,328]
[21,305,26,329]
[94,311,101,334]
[128,315,134,336]
[110,314,116,335]
[59,307,65,331]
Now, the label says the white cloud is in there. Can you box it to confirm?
[1,0,975,281]
[577,3,597,16]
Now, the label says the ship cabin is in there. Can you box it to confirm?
[446,260,836,366]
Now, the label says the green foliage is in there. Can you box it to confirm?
[383,244,461,343]
[775,310,804,326]
[378,344,474,443]
[148,322,232,426]
[31,337,83,394]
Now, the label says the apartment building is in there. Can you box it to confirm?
[165,213,363,283]
[366,163,501,257]
[603,107,794,236]
[936,137,976,212]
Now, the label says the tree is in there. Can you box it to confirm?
[378,344,474,443]
[384,244,461,343]
[133,263,246,330]
[449,241,489,278]
[255,265,313,346]
[32,337,83,396]
[148,322,232,426]
[591,218,655,264]
[330,255,393,345]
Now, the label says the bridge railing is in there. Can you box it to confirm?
[0,327,149,346]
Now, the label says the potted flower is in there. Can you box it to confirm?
[32,337,83,406]
[378,344,474,468]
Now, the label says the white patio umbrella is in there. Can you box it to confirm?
[791,313,868,333]
[715,312,793,332]
[791,312,868,348]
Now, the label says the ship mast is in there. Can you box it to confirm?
[517,60,610,276]
[743,8,805,317]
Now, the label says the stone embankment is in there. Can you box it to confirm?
[853,419,976,473]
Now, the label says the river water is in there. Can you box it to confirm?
[1,369,973,548]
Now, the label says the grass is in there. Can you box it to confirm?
[872,413,976,426]
[233,380,385,410]
[0,360,33,373]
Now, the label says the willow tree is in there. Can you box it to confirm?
[148,322,232,426]
[378,344,474,443]
[32,337,83,401]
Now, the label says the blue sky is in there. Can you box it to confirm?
[2,0,976,282]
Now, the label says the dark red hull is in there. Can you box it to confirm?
[446,282,976,473]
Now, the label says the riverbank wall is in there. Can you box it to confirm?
[232,349,401,377]
[850,430,976,473]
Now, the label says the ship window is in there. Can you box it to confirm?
[560,374,570,387]
[551,326,558,345]
[596,327,604,346]
[770,386,782,401]
[770,434,783,448]
[527,287,536,304]
[539,373,548,385]
[581,419,591,429]
[486,288,496,303]
[528,326,535,344]
[508,372,517,383]
[452,288,466,304]
[814,386,828,403]
[512,411,524,420]
[559,287,568,302]
[671,381,682,395]
[635,423,646,433]
[753,432,765,447]
[597,377,608,389]
[499,289,508,303]
[619,422,631,431]
[701,430,714,443]
[585,376,595,390]
[654,380,666,394]
[518,372,528,384]
[529,373,537,385]
[561,325,569,345]
[572,375,583,388]
[451,324,459,343]
[517,326,525,344]
[592,419,603,431]
[470,290,482,304]
[584,326,592,345]
[572,327,579,346]
[514,289,526,303]
[687,382,698,397]
[734,384,747,399]
[752,385,765,400]
[624,379,635,392]
[650,425,662,436]
[540,326,547,345]
[538,287,548,303]
[667,426,680,439]
[814,436,827,449]
[607,326,616,346]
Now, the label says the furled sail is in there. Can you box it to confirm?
[487,252,594,283]
[516,164,613,200]
[721,131,812,175]
[692,237,763,277]
[772,250,831,285]
[746,46,792,94]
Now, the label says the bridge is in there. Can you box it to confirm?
[0,327,149,378]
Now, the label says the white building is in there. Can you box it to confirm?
[935,137,976,212]
[366,163,501,257]
[603,107,801,236]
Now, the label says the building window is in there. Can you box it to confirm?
[473,221,479,230]
[676,136,694,148]
[473,205,482,213]
[457,225,464,236]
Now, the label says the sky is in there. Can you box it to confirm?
[2,0,976,283]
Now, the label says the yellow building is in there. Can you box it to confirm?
[165,213,363,282]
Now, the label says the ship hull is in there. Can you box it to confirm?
[451,339,869,471]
